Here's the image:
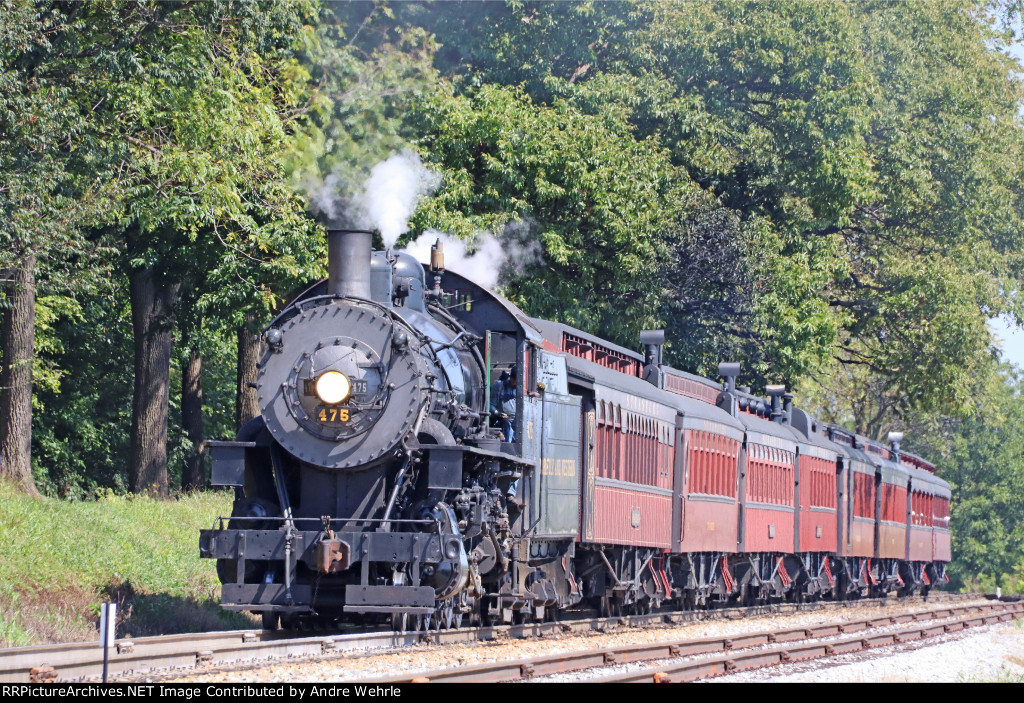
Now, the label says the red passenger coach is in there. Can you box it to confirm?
[570,356,676,550]
[932,492,951,562]
[906,466,937,563]
[873,447,909,560]
[828,428,877,560]
[739,419,798,554]
[900,452,952,581]
[664,368,745,555]
[796,443,839,554]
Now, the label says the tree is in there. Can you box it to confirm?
[395,1,1024,409]
[409,84,699,345]
[0,1,113,494]
[5,1,323,495]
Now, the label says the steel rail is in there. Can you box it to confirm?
[0,591,975,683]
[365,599,1023,683]
[594,603,1024,683]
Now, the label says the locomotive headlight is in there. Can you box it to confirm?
[315,371,351,404]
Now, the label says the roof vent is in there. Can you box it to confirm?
[766,385,785,423]
[888,431,904,459]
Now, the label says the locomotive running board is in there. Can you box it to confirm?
[405,441,536,466]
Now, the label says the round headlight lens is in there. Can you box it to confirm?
[315,371,351,404]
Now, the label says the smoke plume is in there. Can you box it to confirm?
[307,151,441,246]
[353,152,441,247]
[404,220,543,289]
[305,150,543,288]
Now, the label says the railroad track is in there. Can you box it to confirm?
[370,599,1024,683]
[0,591,984,683]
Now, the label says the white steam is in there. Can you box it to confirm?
[307,151,441,247]
[305,150,543,287]
[404,222,543,289]
[353,152,441,247]
[307,171,348,225]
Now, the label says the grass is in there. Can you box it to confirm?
[0,482,255,647]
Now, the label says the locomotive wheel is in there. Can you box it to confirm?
[390,612,408,633]
[261,611,280,631]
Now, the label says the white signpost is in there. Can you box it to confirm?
[99,603,116,682]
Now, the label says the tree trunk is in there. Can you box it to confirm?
[0,249,39,496]
[129,264,180,497]
[235,309,261,432]
[181,348,204,491]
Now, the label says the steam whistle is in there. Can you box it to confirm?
[430,238,445,297]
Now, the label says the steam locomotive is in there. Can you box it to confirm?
[199,229,951,630]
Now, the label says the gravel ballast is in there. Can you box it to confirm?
[152,598,1016,683]
[706,618,1024,683]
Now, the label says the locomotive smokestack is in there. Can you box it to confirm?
[327,229,373,300]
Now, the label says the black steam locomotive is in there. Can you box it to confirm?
[199,229,950,630]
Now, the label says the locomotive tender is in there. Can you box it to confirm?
[199,229,951,629]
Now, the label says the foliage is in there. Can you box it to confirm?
[284,2,441,227]
[0,0,106,270]
[410,83,699,344]
[387,0,1024,409]
[2,1,332,495]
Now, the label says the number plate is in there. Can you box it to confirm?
[351,379,368,395]
[318,407,351,424]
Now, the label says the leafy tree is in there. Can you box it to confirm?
[0,1,116,495]
[388,1,1024,409]
[902,367,1024,589]
[2,1,326,496]
[284,2,440,223]
[410,83,699,345]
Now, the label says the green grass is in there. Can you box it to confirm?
[0,482,254,647]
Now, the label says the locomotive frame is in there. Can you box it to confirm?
[199,229,951,629]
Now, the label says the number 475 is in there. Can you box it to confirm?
[319,408,350,422]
